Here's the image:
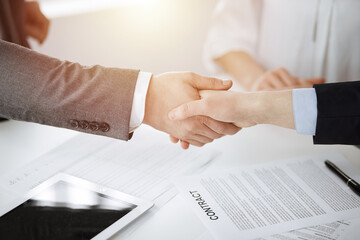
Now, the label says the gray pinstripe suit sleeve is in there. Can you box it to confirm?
[0,40,139,140]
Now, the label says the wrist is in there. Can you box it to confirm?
[143,75,155,126]
[142,75,172,132]
[232,92,263,128]
[250,91,295,129]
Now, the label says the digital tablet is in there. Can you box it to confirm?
[0,173,153,240]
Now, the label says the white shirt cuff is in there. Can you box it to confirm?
[292,88,318,135]
[129,72,152,133]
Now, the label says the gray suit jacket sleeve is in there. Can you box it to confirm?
[0,40,140,140]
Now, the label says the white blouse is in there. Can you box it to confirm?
[204,0,360,83]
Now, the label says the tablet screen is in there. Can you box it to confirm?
[0,180,137,240]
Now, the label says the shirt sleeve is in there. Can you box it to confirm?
[203,0,262,73]
[129,72,152,132]
[292,88,318,135]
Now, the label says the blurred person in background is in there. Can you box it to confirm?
[204,0,360,91]
[0,0,49,122]
[0,0,49,47]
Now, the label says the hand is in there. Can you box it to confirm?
[169,90,256,127]
[24,1,50,44]
[169,89,295,130]
[143,72,241,149]
[252,67,324,91]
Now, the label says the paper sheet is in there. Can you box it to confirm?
[197,219,355,240]
[0,133,216,203]
[64,135,217,206]
[0,131,218,237]
[176,153,360,240]
[0,134,111,195]
[258,220,352,240]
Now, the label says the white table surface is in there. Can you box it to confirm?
[1,120,360,240]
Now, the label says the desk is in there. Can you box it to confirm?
[1,120,360,240]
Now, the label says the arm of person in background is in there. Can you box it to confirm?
[24,0,50,44]
[216,51,325,91]
[168,81,360,145]
[204,0,324,91]
[0,40,240,146]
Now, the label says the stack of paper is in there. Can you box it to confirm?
[176,153,360,240]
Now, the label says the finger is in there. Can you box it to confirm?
[184,139,205,147]
[169,136,179,143]
[199,117,225,139]
[199,125,224,139]
[295,78,325,89]
[276,67,300,86]
[267,72,286,89]
[305,78,325,85]
[256,73,280,90]
[191,73,232,90]
[182,116,224,140]
[198,89,212,98]
[169,100,205,120]
[205,120,241,135]
[191,134,214,144]
[180,140,190,149]
[258,73,275,89]
[234,122,243,128]
[256,80,273,90]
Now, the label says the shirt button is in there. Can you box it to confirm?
[69,119,79,128]
[89,122,99,131]
[100,122,110,132]
[79,120,89,129]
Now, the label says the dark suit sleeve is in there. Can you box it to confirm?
[0,40,139,140]
[313,81,360,145]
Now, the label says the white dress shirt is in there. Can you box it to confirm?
[129,72,152,132]
[204,0,360,83]
[292,88,317,135]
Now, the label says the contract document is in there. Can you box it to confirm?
[258,219,352,240]
[197,219,357,240]
[176,153,360,240]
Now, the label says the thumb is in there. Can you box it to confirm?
[192,75,232,90]
[306,78,325,85]
[168,100,205,120]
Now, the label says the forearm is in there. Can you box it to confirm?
[236,90,295,129]
[215,51,265,90]
[0,40,139,140]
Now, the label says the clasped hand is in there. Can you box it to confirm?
[168,89,296,140]
[143,72,241,149]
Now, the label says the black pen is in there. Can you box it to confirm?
[325,160,360,196]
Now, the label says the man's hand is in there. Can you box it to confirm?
[252,67,324,91]
[169,89,295,130]
[24,1,50,44]
[143,72,241,149]
[168,90,257,128]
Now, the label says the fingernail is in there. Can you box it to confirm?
[223,80,232,85]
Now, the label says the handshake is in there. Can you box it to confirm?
[143,72,295,149]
